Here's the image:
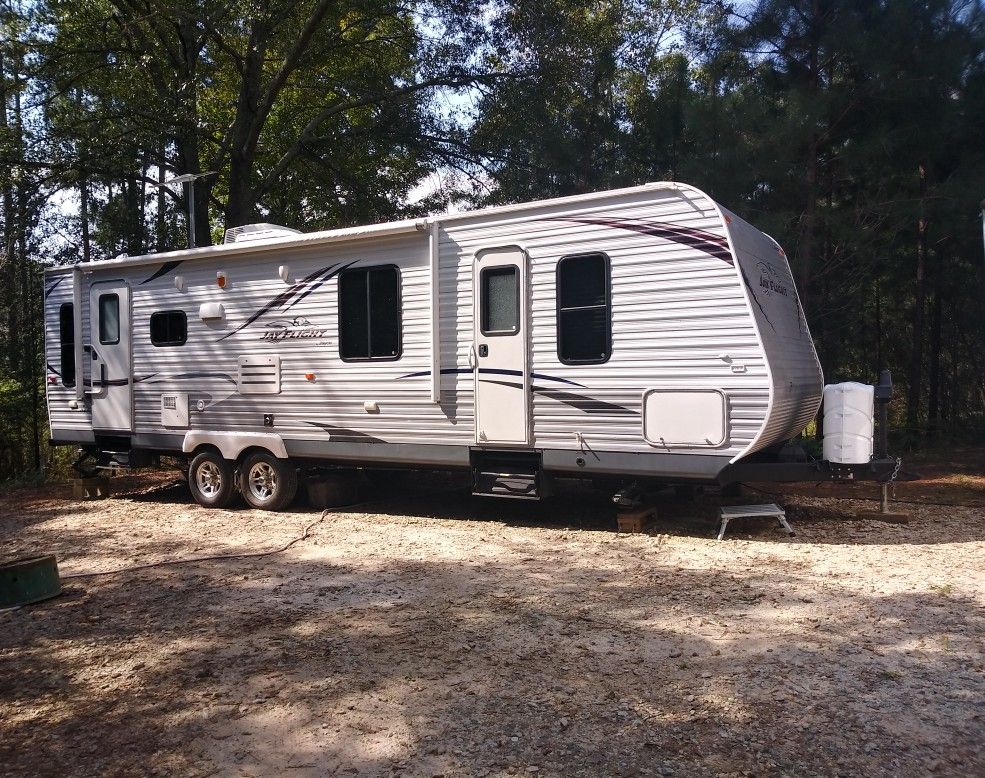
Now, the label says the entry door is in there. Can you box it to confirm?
[473,246,529,445]
[88,281,132,432]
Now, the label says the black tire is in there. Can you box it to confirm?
[239,450,298,511]
[188,450,236,508]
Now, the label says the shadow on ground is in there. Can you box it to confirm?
[1,472,983,776]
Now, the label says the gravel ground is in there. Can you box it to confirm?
[1,470,983,777]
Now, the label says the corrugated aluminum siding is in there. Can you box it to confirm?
[722,208,823,455]
[439,187,770,460]
[43,271,92,436]
[46,184,816,479]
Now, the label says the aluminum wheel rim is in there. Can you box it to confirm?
[197,461,222,497]
[248,462,276,502]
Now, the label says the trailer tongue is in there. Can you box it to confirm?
[718,370,915,489]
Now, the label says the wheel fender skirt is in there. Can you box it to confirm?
[182,431,289,460]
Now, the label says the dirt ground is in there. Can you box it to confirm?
[1,459,983,777]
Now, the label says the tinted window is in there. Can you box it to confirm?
[98,293,120,345]
[481,266,519,335]
[59,303,75,387]
[150,310,187,346]
[338,266,401,360]
[557,253,610,364]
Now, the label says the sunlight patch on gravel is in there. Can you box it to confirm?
[1,473,982,776]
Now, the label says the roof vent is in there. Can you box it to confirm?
[223,223,302,244]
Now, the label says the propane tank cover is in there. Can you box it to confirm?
[822,382,875,464]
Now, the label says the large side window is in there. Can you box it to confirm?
[58,303,75,387]
[150,310,187,347]
[338,265,401,361]
[556,252,611,364]
[98,293,120,345]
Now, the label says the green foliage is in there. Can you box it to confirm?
[469,0,985,440]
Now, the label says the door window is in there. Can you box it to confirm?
[98,293,120,345]
[480,266,519,335]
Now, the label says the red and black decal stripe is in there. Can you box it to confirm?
[218,263,350,341]
[139,260,184,285]
[551,217,733,265]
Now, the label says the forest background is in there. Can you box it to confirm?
[2,0,984,480]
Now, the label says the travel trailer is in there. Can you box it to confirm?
[44,182,878,511]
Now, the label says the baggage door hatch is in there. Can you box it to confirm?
[473,246,530,445]
[88,280,133,432]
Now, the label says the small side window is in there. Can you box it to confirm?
[150,310,187,347]
[98,293,120,345]
[556,253,611,364]
[59,303,75,387]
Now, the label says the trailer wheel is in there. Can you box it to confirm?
[239,451,298,511]
[188,451,236,509]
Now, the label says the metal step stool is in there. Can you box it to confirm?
[718,503,795,540]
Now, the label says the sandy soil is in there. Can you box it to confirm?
[1,468,983,777]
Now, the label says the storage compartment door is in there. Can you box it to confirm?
[643,389,728,447]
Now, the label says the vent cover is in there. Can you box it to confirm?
[237,355,281,395]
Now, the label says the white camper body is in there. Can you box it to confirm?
[43,182,822,499]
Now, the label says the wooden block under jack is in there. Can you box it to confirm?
[616,505,656,533]
[857,484,910,523]
[72,477,110,500]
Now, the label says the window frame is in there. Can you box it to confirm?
[58,302,76,387]
[555,252,612,365]
[479,265,521,337]
[337,264,403,362]
[98,293,120,346]
[150,309,188,347]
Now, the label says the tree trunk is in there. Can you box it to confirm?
[797,1,822,322]
[156,147,167,251]
[906,164,927,433]
[9,39,39,469]
[874,276,882,374]
[1,45,16,371]
[80,173,91,262]
[126,172,140,255]
[174,16,212,247]
[138,159,147,253]
[927,251,944,436]
[223,31,265,228]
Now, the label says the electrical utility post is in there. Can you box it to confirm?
[154,171,216,248]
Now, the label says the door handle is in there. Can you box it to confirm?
[83,345,108,397]
[468,343,477,369]
[478,344,488,358]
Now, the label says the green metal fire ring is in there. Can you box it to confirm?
[0,555,62,608]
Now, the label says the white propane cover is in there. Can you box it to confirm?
[822,382,875,464]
